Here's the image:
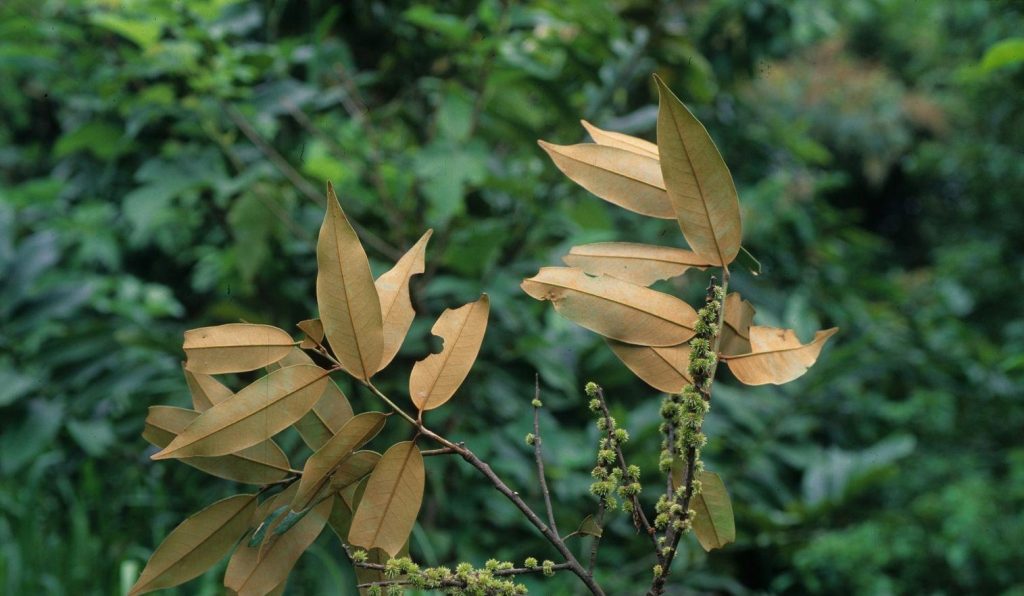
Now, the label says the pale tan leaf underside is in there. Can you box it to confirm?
[292,412,387,512]
[606,339,692,394]
[563,242,713,286]
[723,326,838,385]
[183,323,294,374]
[720,292,756,356]
[271,348,354,450]
[580,120,659,159]
[409,294,490,411]
[375,229,433,373]
[538,141,674,219]
[143,406,292,484]
[183,365,233,412]
[129,494,257,595]
[225,492,332,596]
[348,441,425,557]
[329,450,381,492]
[692,471,736,551]
[655,75,742,266]
[152,364,329,459]
[316,182,384,381]
[521,267,697,347]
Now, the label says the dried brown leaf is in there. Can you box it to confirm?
[129,494,257,595]
[605,339,692,394]
[723,326,838,385]
[692,471,736,551]
[270,348,354,450]
[580,120,659,159]
[329,450,381,492]
[409,294,490,411]
[347,441,425,557]
[720,293,756,356]
[521,267,697,346]
[316,182,383,381]
[291,412,387,511]
[183,364,233,412]
[225,494,332,596]
[152,364,329,460]
[183,323,294,374]
[375,230,432,373]
[537,141,674,219]
[562,242,712,286]
[143,406,292,484]
[297,318,324,350]
[655,75,742,266]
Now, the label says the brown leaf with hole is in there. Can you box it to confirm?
[409,294,489,411]
[562,242,712,286]
[537,141,674,219]
[521,267,697,346]
[129,494,257,595]
[606,339,692,393]
[347,441,425,557]
[291,412,387,512]
[183,364,233,412]
[316,182,384,381]
[225,493,332,596]
[692,471,736,551]
[183,324,294,374]
[375,229,432,373]
[723,326,838,385]
[721,293,756,356]
[270,348,354,450]
[655,75,742,266]
[580,120,659,159]
[144,406,292,484]
[152,364,329,460]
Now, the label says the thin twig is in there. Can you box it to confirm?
[594,387,657,549]
[360,383,605,595]
[648,270,729,596]
[420,447,458,457]
[587,505,606,574]
[222,102,402,260]
[354,562,574,590]
[533,374,560,537]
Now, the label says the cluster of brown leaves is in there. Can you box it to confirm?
[526,76,838,551]
[527,75,837,393]
[133,185,488,595]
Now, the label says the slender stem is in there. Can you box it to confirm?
[420,447,458,457]
[360,383,605,595]
[364,381,420,427]
[594,387,657,548]
[587,505,606,574]
[533,375,560,537]
[649,269,729,596]
[354,562,575,590]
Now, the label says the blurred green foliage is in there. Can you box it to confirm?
[1,0,1022,594]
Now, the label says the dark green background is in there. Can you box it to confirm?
[2,0,1022,593]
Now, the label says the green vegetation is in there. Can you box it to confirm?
[1,0,1022,593]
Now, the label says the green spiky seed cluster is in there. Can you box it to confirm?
[376,557,527,595]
